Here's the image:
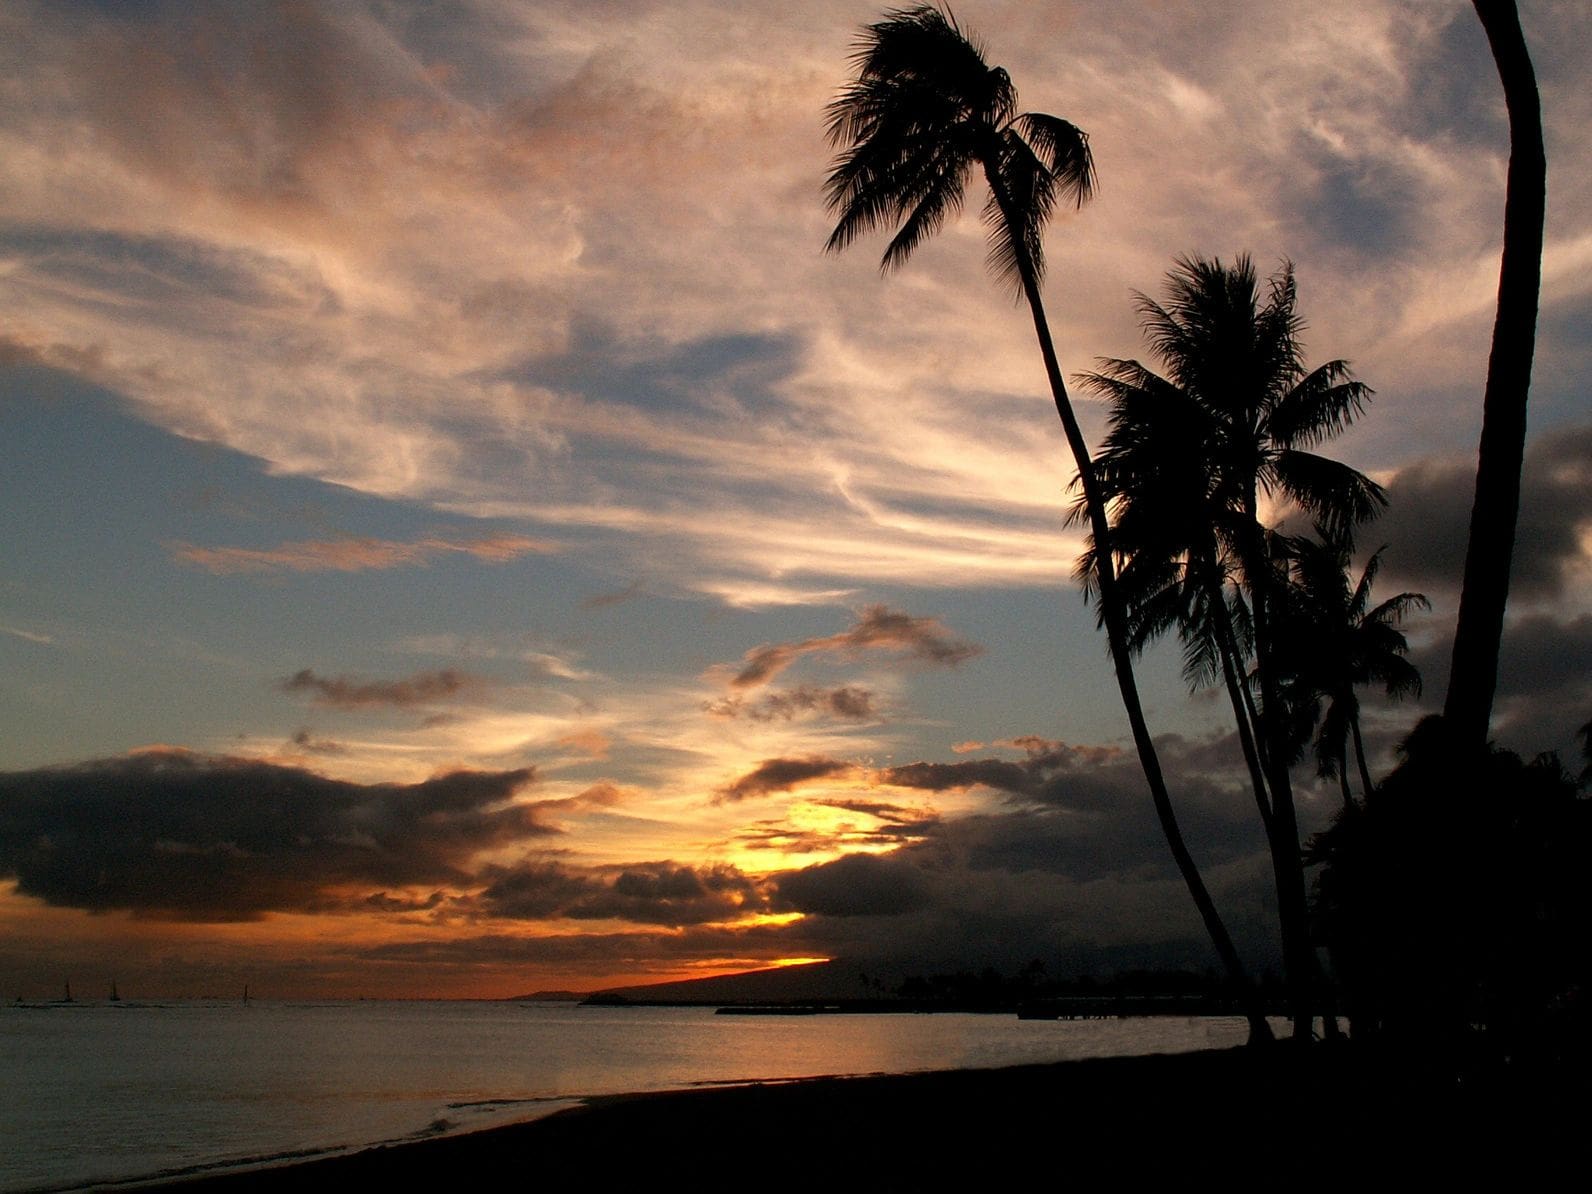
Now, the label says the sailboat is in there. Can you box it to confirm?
[61,979,74,1004]
[108,981,120,1003]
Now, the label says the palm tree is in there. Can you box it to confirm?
[824,6,1269,1040]
[1444,0,1546,752]
[1277,534,1429,806]
[1076,255,1385,1039]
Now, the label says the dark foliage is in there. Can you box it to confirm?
[1309,716,1592,1067]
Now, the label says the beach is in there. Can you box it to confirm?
[131,1046,1575,1190]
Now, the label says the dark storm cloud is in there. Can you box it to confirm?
[1410,613,1592,759]
[729,605,981,689]
[1374,422,1592,598]
[476,859,769,927]
[717,757,857,803]
[279,667,477,708]
[704,684,879,724]
[732,727,1293,974]
[775,853,931,917]
[882,735,1144,813]
[883,758,1040,796]
[0,751,541,920]
[765,809,1280,977]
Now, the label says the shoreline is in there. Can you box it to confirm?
[119,1045,1579,1190]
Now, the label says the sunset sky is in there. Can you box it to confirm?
[2,0,1589,999]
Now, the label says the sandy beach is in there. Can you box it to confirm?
[129,1046,1576,1190]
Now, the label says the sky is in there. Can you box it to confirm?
[1,0,1589,1000]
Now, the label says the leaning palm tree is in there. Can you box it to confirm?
[1277,534,1429,806]
[1444,0,1546,753]
[1076,255,1385,1039]
[824,6,1268,1039]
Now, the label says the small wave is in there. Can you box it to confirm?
[445,1095,572,1110]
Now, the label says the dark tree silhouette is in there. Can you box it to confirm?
[1443,0,1546,752]
[823,6,1268,1040]
[1309,718,1592,1062]
[1077,256,1384,1039]
[1275,535,1428,806]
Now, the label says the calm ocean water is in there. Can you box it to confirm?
[2,1000,1253,1192]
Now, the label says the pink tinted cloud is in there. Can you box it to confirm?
[170,533,558,575]
[728,604,981,689]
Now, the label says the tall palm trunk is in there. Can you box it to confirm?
[1337,746,1355,808]
[1217,619,1275,832]
[1202,556,1275,833]
[1444,0,1545,752]
[1350,716,1375,801]
[986,171,1271,1043]
[1245,517,1315,1041]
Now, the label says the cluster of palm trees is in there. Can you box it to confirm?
[821,6,1476,1042]
[1077,256,1430,1038]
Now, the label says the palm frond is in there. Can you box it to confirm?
[1272,450,1387,540]
[982,134,1051,297]
[1012,111,1094,208]
[1267,361,1373,447]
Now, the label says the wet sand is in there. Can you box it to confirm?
[132,1046,1574,1190]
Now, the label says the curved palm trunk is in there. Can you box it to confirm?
[985,176,1270,1044]
[1202,559,1274,833]
[1218,625,1274,831]
[1444,0,1545,752]
[1350,716,1375,800]
[1245,523,1316,1042]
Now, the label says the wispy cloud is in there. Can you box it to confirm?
[170,533,558,575]
[1,625,54,646]
[580,582,646,610]
[726,605,982,690]
[704,684,879,724]
[279,668,479,709]
[718,756,858,803]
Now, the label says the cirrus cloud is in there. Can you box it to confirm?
[727,604,982,690]
[169,533,559,575]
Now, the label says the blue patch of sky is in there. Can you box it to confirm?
[1,225,332,326]
[1531,294,1592,437]
[505,320,803,422]
[0,362,915,775]
[1290,149,1417,262]
[0,366,591,766]
[1400,9,1504,149]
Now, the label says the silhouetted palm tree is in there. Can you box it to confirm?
[1077,255,1384,1038]
[1444,0,1546,752]
[824,6,1268,1039]
[1277,534,1429,805]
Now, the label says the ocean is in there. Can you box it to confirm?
[2,1000,1254,1192]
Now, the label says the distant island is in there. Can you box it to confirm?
[507,959,1270,1018]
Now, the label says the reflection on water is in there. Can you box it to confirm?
[1,1001,1253,1192]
